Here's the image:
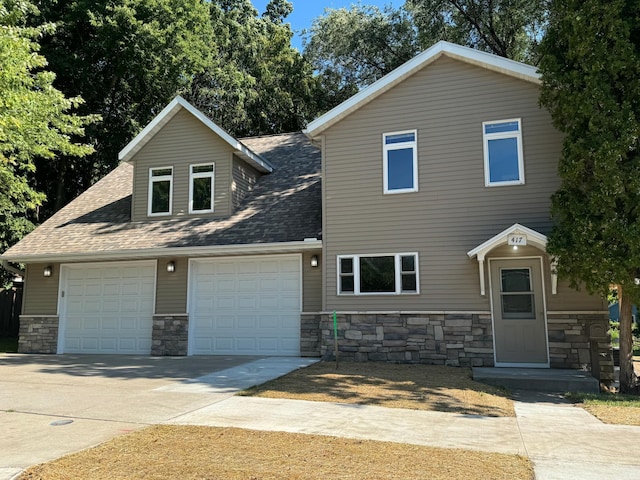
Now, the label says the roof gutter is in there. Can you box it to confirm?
[0,239,323,264]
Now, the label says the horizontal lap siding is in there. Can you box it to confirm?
[155,257,188,314]
[22,263,59,315]
[132,109,233,221]
[323,56,599,312]
[302,251,322,312]
[232,158,260,210]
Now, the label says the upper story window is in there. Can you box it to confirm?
[189,163,215,213]
[483,119,524,187]
[338,253,419,295]
[148,167,173,216]
[383,130,418,194]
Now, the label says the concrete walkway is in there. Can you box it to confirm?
[169,391,640,480]
[2,355,640,480]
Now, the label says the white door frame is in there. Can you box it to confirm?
[488,256,550,368]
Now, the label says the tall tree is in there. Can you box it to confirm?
[539,0,640,393]
[0,0,95,259]
[406,0,548,64]
[186,0,318,137]
[303,4,419,104]
[30,0,213,217]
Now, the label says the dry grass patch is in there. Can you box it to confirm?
[241,362,514,417]
[20,425,533,480]
[566,391,640,426]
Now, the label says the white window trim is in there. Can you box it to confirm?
[483,118,525,187]
[189,162,215,214]
[337,252,420,295]
[148,166,173,217]
[383,129,418,194]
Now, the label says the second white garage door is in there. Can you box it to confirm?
[189,255,301,355]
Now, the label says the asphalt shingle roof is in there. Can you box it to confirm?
[2,132,321,261]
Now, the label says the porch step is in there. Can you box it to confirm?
[472,367,600,394]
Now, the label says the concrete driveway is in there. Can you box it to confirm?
[0,354,317,480]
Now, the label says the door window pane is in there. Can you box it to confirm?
[500,268,534,319]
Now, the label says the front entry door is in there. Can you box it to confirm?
[490,258,548,365]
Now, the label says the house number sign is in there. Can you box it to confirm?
[508,234,527,246]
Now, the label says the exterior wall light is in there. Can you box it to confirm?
[166,261,176,273]
[310,255,319,268]
[43,266,53,277]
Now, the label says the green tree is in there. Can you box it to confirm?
[186,0,318,137]
[30,0,212,217]
[406,0,548,64]
[0,1,95,258]
[303,4,419,103]
[539,0,640,393]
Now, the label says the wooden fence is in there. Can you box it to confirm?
[0,284,22,337]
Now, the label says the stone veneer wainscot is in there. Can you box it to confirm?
[18,315,59,354]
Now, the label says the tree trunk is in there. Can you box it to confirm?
[618,285,639,393]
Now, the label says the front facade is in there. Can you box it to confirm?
[2,42,612,382]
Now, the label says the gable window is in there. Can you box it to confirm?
[483,119,524,186]
[338,253,419,295]
[148,167,173,216]
[383,130,418,194]
[189,163,215,213]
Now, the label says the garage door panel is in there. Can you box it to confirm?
[62,262,155,354]
[190,255,301,356]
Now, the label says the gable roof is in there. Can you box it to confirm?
[304,41,541,139]
[1,133,321,263]
[119,96,274,173]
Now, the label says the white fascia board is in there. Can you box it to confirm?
[467,223,548,260]
[304,41,540,139]
[0,240,323,264]
[118,96,273,173]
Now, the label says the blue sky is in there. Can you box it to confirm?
[251,1,405,50]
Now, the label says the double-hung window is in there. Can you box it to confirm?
[483,119,524,186]
[338,253,419,295]
[189,163,215,213]
[383,130,418,193]
[148,167,173,216]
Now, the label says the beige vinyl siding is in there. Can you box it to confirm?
[322,56,603,312]
[232,157,260,210]
[155,257,188,314]
[131,109,233,221]
[302,251,322,312]
[22,263,59,315]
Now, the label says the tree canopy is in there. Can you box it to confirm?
[186,0,318,137]
[30,0,214,216]
[0,0,95,258]
[539,0,640,392]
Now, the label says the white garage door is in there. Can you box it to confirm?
[60,262,156,354]
[189,255,301,356]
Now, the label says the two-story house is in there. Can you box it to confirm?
[1,42,612,381]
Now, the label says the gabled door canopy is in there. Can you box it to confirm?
[467,223,557,296]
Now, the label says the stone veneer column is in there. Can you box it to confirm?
[546,313,613,385]
[319,313,494,366]
[300,313,322,357]
[18,315,59,353]
[151,315,189,356]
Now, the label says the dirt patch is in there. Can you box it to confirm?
[19,425,533,480]
[241,362,514,417]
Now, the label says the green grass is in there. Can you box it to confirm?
[0,337,18,353]
[565,392,640,407]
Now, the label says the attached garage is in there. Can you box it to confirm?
[189,255,302,356]
[58,261,156,354]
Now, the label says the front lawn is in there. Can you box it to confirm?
[565,392,640,426]
[240,362,514,417]
[19,426,534,480]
